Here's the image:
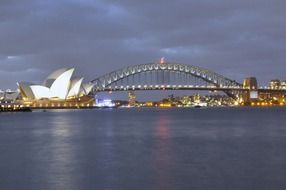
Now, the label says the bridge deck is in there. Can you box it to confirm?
[94,86,286,93]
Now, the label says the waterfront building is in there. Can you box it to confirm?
[280,81,286,89]
[17,68,94,108]
[18,68,93,100]
[269,80,281,89]
[95,99,116,108]
[0,90,19,102]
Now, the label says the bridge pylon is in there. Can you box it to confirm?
[242,77,259,105]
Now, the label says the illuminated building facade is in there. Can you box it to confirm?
[0,90,19,102]
[242,78,286,106]
[280,81,286,89]
[17,68,94,108]
[269,80,281,89]
[128,91,136,106]
[95,99,115,108]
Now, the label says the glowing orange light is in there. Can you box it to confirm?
[160,57,165,64]
[159,103,172,107]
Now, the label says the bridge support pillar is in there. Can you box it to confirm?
[242,77,258,105]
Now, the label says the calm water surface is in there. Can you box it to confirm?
[1,108,286,190]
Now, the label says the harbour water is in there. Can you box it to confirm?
[1,107,286,190]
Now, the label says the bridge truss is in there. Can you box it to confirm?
[91,62,242,97]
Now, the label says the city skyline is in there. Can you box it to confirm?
[1,0,286,89]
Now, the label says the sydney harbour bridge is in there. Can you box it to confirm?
[91,62,286,101]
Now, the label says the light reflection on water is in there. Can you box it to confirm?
[154,113,173,190]
[45,114,78,190]
[1,108,286,190]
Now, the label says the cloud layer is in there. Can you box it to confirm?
[0,0,286,89]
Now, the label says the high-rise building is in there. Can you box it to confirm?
[128,91,136,106]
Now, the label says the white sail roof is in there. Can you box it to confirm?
[67,78,83,97]
[49,68,74,99]
[17,82,35,99]
[30,85,50,99]
[18,67,91,100]
[80,83,94,95]
[43,68,69,87]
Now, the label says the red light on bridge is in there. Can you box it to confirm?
[160,57,166,64]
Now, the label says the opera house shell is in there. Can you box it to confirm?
[17,68,94,101]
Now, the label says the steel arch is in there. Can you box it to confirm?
[91,62,242,91]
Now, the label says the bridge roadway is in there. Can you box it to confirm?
[93,85,241,92]
[94,85,286,93]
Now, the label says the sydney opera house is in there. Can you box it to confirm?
[17,68,94,108]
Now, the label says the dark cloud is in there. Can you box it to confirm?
[0,0,286,90]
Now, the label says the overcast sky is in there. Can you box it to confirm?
[0,0,286,90]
